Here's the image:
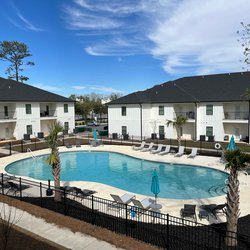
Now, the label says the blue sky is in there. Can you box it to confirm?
[0,0,249,97]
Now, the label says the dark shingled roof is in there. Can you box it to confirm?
[108,72,250,105]
[0,77,74,102]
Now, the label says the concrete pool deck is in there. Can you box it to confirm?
[1,144,249,226]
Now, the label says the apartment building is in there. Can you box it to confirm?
[108,72,250,143]
[0,77,75,140]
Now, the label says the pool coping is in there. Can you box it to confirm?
[1,145,249,225]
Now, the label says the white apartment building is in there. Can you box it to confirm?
[108,72,250,143]
[0,77,75,140]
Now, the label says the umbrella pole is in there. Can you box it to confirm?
[155,194,157,204]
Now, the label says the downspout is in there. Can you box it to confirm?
[139,103,142,141]
[195,102,197,141]
[248,101,250,144]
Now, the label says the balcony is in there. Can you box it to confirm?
[0,111,16,121]
[40,110,57,118]
[224,112,249,120]
[173,111,195,120]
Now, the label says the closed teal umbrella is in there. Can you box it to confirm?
[227,135,236,151]
[151,169,160,204]
[93,129,97,140]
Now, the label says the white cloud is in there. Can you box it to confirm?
[17,13,44,32]
[148,0,250,74]
[63,0,250,74]
[89,86,125,93]
[72,85,86,90]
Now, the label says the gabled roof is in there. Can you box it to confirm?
[0,77,74,102]
[108,72,250,105]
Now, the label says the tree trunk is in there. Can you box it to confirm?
[225,168,240,247]
[52,149,61,202]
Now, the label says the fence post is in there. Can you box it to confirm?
[185,139,186,151]
[21,140,24,153]
[91,195,95,224]
[1,173,4,195]
[132,136,134,146]
[40,182,43,207]
[167,214,170,249]
[125,204,128,236]
[9,142,12,156]
[200,140,202,154]
[63,188,67,215]
[19,177,22,200]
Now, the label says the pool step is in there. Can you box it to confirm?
[208,185,227,196]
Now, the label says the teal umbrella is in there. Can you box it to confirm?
[227,135,236,151]
[151,169,160,204]
[93,129,97,140]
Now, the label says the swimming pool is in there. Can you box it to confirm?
[5,151,228,199]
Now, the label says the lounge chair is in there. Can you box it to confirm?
[200,203,227,219]
[131,198,153,210]
[132,141,146,151]
[65,142,73,148]
[158,145,171,155]
[110,193,135,204]
[75,140,81,147]
[175,146,184,157]
[187,148,198,158]
[6,181,30,195]
[180,204,196,221]
[69,187,96,200]
[151,144,163,154]
[141,142,154,152]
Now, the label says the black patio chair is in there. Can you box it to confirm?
[200,203,227,219]
[6,181,30,196]
[180,204,197,222]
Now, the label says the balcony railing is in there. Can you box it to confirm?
[40,110,57,117]
[0,111,16,120]
[224,112,249,120]
[174,111,195,119]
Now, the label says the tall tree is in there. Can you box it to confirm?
[166,115,187,147]
[224,149,250,246]
[237,22,250,70]
[0,41,34,82]
[46,121,63,202]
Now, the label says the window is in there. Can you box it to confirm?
[64,104,68,113]
[121,126,127,135]
[159,106,164,116]
[206,105,213,115]
[26,125,33,135]
[64,122,69,131]
[25,104,32,114]
[121,106,126,116]
[159,125,165,135]
[206,126,213,137]
[4,106,8,117]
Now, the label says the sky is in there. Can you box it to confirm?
[0,0,249,98]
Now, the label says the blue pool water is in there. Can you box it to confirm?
[5,151,228,199]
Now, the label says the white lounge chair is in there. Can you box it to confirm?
[158,145,170,155]
[132,141,146,151]
[131,198,153,210]
[187,148,198,158]
[175,146,184,157]
[110,193,135,204]
[151,144,163,154]
[141,142,154,152]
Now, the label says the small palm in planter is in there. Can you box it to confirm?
[224,149,250,247]
[46,121,63,202]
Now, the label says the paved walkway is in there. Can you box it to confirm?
[0,202,122,250]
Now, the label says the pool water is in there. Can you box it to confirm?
[5,151,228,199]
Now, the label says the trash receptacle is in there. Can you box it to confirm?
[112,133,118,139]
[37,132,44,139]
[123,134,129,140]
[23,134,30,140]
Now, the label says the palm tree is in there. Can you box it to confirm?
[167,115,187,147]
[224,149,250,246]
[46,121,63,202]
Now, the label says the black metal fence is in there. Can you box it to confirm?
[1,174,250,250]
[2,133,249,158]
